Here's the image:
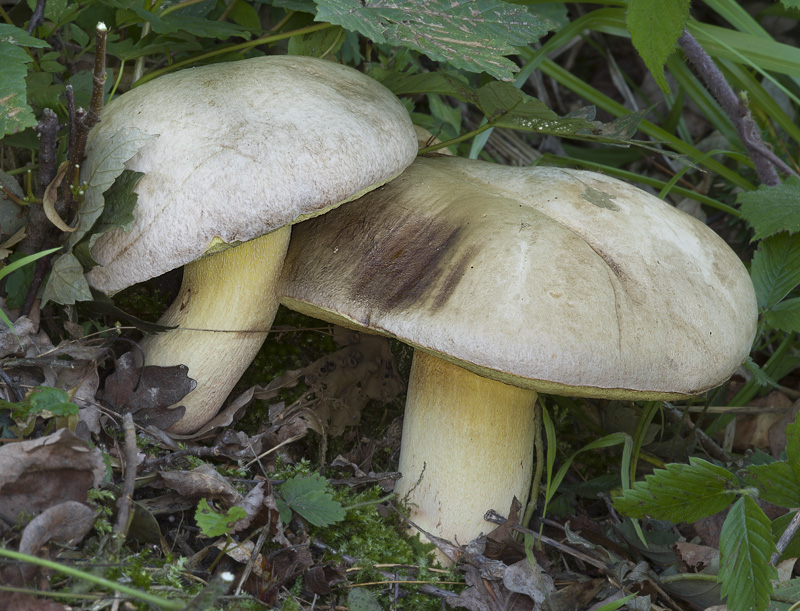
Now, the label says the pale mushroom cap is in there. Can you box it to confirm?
[279,156,758,399]
[85,55,418,294]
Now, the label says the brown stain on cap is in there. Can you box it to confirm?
[350,213,478,316]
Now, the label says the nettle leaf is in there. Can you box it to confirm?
[0,24,49,138]
[718,496,777,611]
[626,0,690,94]
[72,127,156,248]
[750,232,800,311]
[613,457,738,523]
[738,176,800,240]
[195,498,247,537]
[314,0,556,80]
[277,472,345,527]
[41,253,93,306]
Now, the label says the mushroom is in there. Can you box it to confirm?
[277,156,758,551]
[82,55,418,434]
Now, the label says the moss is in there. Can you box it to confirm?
[315,485,461,610]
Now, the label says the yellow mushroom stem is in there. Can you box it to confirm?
[395,350,537,554]
[139,226,291,434]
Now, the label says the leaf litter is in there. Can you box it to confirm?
[2,314,800,610]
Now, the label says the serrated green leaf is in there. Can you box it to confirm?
[279,473,345,527]
[613,457,738,523]
[72,127,156,248]
[195,498,247,537]
[626,0,690,94]
[314,0,556,80]
[24,386,79,417]
[348,587,382,611]
[763,297,800,333]
[741,462,800,509]
[772,511,800,562]
[718,496,777,611]
[41,253,93,306]
[750,232,800,311]
[0,25,49,138]
[738,176,800,241]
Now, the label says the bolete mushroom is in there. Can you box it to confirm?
[278,156,757,550]
[82,55,417,434]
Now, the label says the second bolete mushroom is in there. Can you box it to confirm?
[278,156,758,551]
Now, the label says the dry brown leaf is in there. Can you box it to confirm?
[42,161,74,232]
[675,541,719,573]
[157,463,240,505]
[18,500,96,557]
[0,428,105,525]
[101,352,193,429]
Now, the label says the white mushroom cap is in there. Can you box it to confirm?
[280,156,757,398]
[85,55,418,294]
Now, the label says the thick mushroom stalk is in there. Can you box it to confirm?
[141,228,290,434]
[396,351,537,545]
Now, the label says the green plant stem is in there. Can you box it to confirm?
[0,548,184,610]
[418,121,496,155]
[134,23,334,87]
[521,400,543,531]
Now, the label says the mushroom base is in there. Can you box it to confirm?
[395,350,537,558]
[139,227,291,434]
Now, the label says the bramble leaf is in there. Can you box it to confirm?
[718,496,777,611]
[613,457,738,522]
[626,0,690,94]
[750,232,800,311]
[738,176,800,240]
[277,473,345,527]
[0,24,49,138]
[195,498,247,537]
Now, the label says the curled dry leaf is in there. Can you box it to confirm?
[18,500,96,557]
[0,428,105,526]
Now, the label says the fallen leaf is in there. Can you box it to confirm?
[18,500,96,557]
[0,428,105,525]
[157,463,240,505]
[101,351,193,429]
